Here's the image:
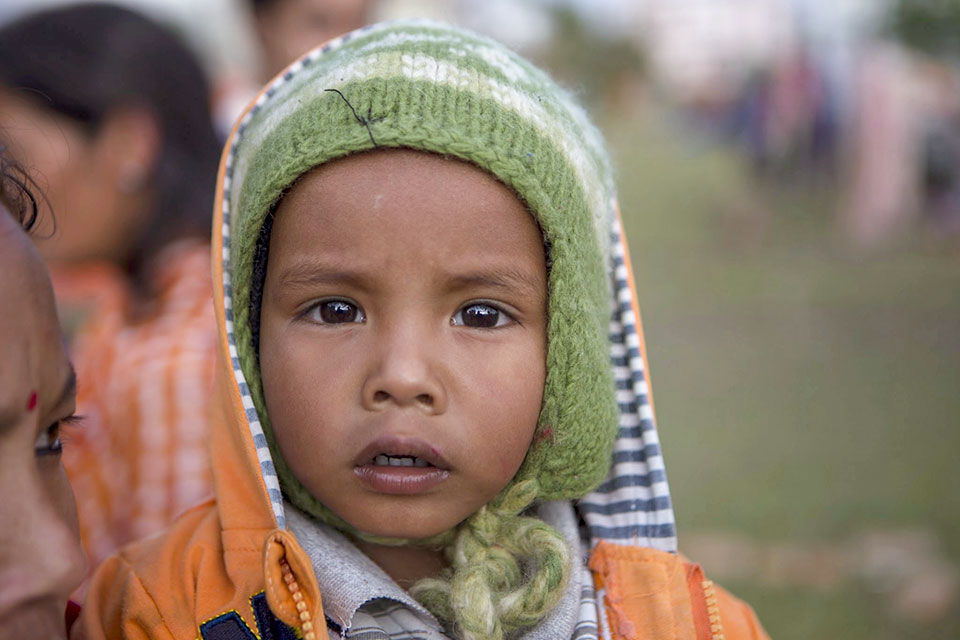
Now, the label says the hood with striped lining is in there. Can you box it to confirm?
[210,17,678,637]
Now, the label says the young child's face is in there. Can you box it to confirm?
[0,209,85,638]
[259,149,548,539]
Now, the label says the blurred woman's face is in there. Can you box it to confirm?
[254,0,371,79]
[0,89,152,265]
[0,210,85,638]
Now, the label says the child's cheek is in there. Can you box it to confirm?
[498,447,528,480]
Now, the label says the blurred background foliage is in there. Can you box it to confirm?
[603,102,960,640]
[890,0,960,57]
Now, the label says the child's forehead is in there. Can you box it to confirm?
[276,148,532,230]
[299,149,509,191]
[279,149,531,227]
[264,150,547,290]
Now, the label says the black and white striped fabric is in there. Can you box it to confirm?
[568,214,678,640]
[577,213,677,554]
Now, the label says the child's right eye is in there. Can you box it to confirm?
[306,299,366,324]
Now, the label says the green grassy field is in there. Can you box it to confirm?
[603,105,960,639]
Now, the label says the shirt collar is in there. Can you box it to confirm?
[285,502,439,633]
[285,500,584,639]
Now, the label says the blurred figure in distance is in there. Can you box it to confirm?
[250,0,374,81]
[0,3,220,571]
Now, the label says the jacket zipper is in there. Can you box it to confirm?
[280,557,318,640]
[701,579,725,640]
[686,562,725,640]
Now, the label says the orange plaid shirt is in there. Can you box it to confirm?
[55,240,217,568]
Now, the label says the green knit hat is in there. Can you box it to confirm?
[224,19,620,637]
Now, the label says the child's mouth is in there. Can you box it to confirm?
[354,436,451,494]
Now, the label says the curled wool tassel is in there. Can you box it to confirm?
[410,480,572,639]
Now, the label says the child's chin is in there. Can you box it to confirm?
[356,523,449,542]
[337,503,465,542]
[345,513,458,543]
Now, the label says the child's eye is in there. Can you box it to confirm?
[34,422,63,457]
[452,303,513,329]
[306,299,366,324]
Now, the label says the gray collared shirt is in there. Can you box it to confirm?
[285,501,583,640]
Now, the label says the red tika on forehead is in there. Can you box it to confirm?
[26,391,37,412]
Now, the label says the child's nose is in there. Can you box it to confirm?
[361,329,447,415]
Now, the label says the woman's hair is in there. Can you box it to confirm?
[0,144,42,232]
[0,3,220,281]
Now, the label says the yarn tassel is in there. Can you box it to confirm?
[411,480,572,639]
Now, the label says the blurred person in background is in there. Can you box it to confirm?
[249,0,373,81]
[0,149,86,639]
[212,0,374,146]
[0,3,220,570]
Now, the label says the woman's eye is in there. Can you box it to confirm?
[34,423,63,457]
[307,299,365,324]
[452,303,513,328]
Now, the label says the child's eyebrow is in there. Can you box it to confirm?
[275,263,370,292]
[445,268,545,298]
[273,262,544,300]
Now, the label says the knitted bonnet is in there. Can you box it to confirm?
[225,19,621,638]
